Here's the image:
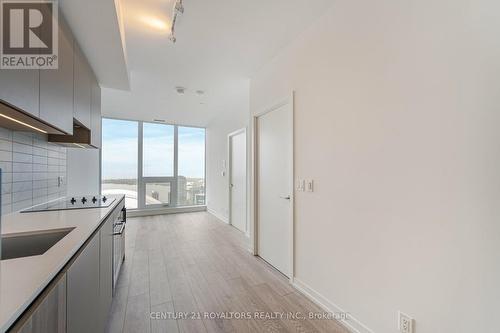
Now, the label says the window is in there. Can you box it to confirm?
[101,118,206,210]
[145,182,171,206]
[101,119,139,209]
[142,123,174,177]
[177,126,206,206]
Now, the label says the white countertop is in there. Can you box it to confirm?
[0,195,125,332]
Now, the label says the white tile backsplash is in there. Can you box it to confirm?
[0,129,67,215]
[0,150,12,162]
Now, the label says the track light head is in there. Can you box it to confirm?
[175,1,184,14]
[169,0,184,43]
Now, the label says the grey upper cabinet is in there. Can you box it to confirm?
[0,11,100,137]
[73,42,92,129]
[67,234,100,333]
[98,217,113,332]
[11,273,67,333]
[39,15,74,134]
[90,75,101,148]
[0,69,40,118]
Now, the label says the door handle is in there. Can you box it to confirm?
[230,184,234,188]
[280,195,291,200]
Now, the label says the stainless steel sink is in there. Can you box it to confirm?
[1,227,75,260]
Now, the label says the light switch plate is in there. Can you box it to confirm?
[296,179,305,192]
[398,311,414,333]
[306,179,314,192]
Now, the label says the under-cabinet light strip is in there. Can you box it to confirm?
[0,112,48,134]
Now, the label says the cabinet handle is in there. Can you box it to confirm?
[113,223,125,235]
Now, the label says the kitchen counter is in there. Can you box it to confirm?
[0,195,125,332]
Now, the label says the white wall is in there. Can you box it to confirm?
[206,103,249,223]
[250,1,500,332]
[66,148,100,196]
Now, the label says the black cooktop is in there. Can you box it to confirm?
[22,195,115,213]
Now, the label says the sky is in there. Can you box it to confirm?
[102,118,205,180]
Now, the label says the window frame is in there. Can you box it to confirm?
[101,117,207,210]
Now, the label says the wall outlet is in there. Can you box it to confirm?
[57,176,66,187]
[398,311,414,333]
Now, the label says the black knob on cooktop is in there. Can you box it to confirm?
[102,196,107,202]
[70,197,76,204]
[92,196,97,204]
[81,197,87,204]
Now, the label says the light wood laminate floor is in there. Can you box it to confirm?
[105,212,348,333]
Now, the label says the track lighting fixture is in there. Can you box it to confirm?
[170,0,184,43]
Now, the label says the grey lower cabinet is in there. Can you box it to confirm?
[66,209,117,333]
[67,234,100,333]
[39,15,74,134]
[7,202,121,333]
[11,273,67,333]
[98,217,113,332]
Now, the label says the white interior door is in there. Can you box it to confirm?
[257,101,292,277]
[230,130,247,233]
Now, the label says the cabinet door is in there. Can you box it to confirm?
[13,274,66,333]
[98,217,113,331]
[39,15,74,134]
[90,76,101,148]
[67,234,100,333]
[0,69,39,117]
[73,42,91,129]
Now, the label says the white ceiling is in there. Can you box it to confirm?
[102,0,333,126]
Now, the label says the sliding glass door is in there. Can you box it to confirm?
[177,126,206,206]
[141,122,175,208]
[101,119,139,209]
[101,118,206,210]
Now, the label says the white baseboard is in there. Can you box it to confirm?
[128,205,206,217]
[292,279,374,333]
[207,208,229,224]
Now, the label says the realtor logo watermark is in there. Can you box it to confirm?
[0,0,58,69]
